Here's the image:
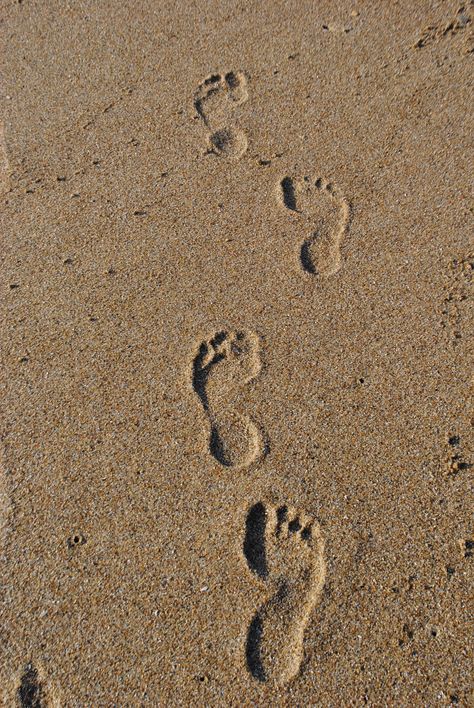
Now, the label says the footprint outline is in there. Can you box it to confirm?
[243,500,326,685]
[191,330,267,469]
[279,175,351,277]
[194,71,249,159]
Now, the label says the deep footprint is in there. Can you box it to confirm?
[194,71,248,159]
[279,175,350,276]
[244,502,326,684]
[192,331,266,469]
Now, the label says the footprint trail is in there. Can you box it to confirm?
[194,71,248,159]
[279,175,350,277]
[244,502,326,684]
[192,331,265,469]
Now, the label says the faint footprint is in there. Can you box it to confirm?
[244,502,326,684]
[192,331,266,469]
[279,175,350,276]
[194,71,248,159]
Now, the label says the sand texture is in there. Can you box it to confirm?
[1,0,473,705]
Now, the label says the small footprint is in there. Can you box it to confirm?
[244,502,326,685]
[279,175,350,276]
[192,331,266,469]
[194,71,248,159]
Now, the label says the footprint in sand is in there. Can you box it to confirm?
[244,502,326,685]
[278,175,350,277]
[192,330,266,469]
[194,71,248,159]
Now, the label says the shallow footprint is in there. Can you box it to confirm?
[244,502,326,684]
[194,71,248,159]
[192,331,265,469]
[279,175,350,277]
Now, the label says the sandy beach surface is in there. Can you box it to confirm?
[1,1,473,705]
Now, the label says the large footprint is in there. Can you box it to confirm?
[194,71,249,159]
[192,331,266,469]
[244,502,326,684]
[278,175,350,277]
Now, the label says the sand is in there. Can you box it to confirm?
[1,0,473,705]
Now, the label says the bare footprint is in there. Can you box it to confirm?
[278,175,350,277]
[194,71,248,159]
[192,331,266,469]
[244,502,326,684]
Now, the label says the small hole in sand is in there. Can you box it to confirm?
[67,533,86,548]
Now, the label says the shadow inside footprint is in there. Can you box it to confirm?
[246,613,266,683]
[300,238,317,274]
[18,663,43,707]
[280,176,297,212]
[209,424,231,467]
[192,332,227,412]
[243,502,267,578]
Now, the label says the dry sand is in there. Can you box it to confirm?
[1,0,473,705]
